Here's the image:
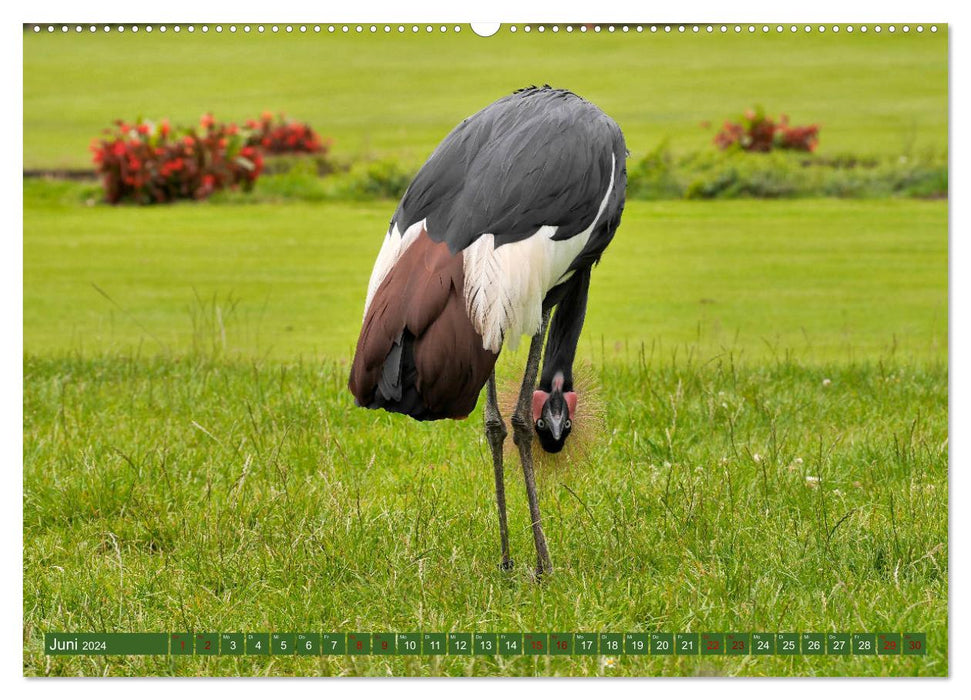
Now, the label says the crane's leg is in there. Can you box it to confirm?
[511,309,553,578]
[484,371,513,570]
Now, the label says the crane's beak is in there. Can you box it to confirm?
[548,414,564,441]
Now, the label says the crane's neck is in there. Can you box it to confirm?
[537,266,590,398]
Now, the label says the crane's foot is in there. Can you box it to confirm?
[499,557,515,572]
[534,549,552,579]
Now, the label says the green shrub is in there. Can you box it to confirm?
[341,160,415,200]
[628,146,947,201]
[626,142,683,199]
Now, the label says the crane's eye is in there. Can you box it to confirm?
[564,419,572,429]
[536,419,546,429]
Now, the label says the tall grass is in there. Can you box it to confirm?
[23,347,947,676]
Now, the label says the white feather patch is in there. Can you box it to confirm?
[363,218,425,317]
[462,153,617,353]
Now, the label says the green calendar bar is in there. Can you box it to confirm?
[651,633,673,655]
[600,633,623,655]
[675,632,699,655]
[321,633,345,655]
[43,631,928,656]
[499,633,522,655]
[878,633,901,655]
[574,633,598,655]
[272,633,295,655]
[473,633,497,655]
[726,633,749,655]
[448,632,471,655]
[398,633,422,655]
[246,633,269,656]
[524,633,548,655]
[347,633,370,655]
[853,633,876,656]
[423,632,446,655]
[373,633,396,655]
[625,632,649,655]
[777,633,800,655]
[752,633,774,655]
[828,633,851,655]
[550,633,573,655]
[701,633,725,655]
[296,633,319,656]
[221,633,244,655]
[802,633,825,655]
[903,633,926,656]
[196,633,218,656]
[44,633,169,655]
[171,633,193,655]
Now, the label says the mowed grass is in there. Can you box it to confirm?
[23,27,947,169]
[24,353,947,676]
[23,185,947,364]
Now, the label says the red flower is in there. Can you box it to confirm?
[714,109,819,153]
[97,114,273,203]
[262,110,273,122]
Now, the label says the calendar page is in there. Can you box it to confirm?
[22,18,948,679]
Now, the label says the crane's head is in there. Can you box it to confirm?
[532,372,578,453]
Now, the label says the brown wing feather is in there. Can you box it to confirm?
[349,230,498,420]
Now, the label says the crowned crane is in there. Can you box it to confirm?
[349,86,626,576]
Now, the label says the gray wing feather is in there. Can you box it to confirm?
[391,87,626,258]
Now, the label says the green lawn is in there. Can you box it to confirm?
[24,353,947,676]
[23,189,948,676]
[24,185,947,365]
[23,27,947,169]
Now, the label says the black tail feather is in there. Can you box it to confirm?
[366,330,441,421]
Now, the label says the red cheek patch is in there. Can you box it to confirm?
[565,392,578,420]
[532,390,548,423]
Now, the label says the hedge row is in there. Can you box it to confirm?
[627,146,947,200]
[209,148,946,204]
[85,108,945,204]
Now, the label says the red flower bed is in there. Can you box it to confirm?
[245,112,330,155]
[714,108,820,153]
[92,114,263,204]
